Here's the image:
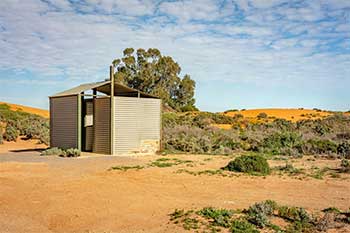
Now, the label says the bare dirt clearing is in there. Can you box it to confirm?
[1,151,349,233]
[0,137,47,154]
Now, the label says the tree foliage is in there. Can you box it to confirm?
[112,48,197,111]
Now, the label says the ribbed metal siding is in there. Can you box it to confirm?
[93,97,110,154]
[50,96,78,149]
[85,101,93,151]
[139,98,161,140]
[114,97,140,154]
[114,97,161,154]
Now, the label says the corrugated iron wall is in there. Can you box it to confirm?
[93,97,111,154]
[114,97,161,154]
[84,101,93,151]
[50,96,78,149]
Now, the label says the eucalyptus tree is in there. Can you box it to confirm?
[112,48,197,111]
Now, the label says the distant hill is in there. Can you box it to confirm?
[0,102,49,118]
[223,108,334,122]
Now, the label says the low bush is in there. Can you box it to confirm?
[109,165,144,171]
[3,124,19,141]
[0,103,49,145]
[170,201,350,233]
[224,155,270,175]
[247,200,277,227]
[62,148,81,157]
[41,147,80,157]
[302,139,337,155]
[162,111,350,158]
[230,220,259,233]
[274,162,304,176]
[163,125,238,154]
[340,159,350,173]
[41,147,65,156]
[257,112,268,119]
[260,131,302,155]
[197,207,234,228]
[337,142,350,158]
[277,206,311,224]
[150,157,192,167]
[224,109,238,113]
[313,122,330,136]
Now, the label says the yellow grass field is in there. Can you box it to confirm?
[224,108,333,122]
[0,102,49,118]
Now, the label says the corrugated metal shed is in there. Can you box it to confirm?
[49,79,161,155]
[50,81,109,98]
[50,80,158,98]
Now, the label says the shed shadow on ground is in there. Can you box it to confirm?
[10,148,46,153]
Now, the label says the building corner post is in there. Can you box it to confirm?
[77,94,82,151]
[110,65,115,155]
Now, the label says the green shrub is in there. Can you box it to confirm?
[313,123,330,136]
[337,142,350,158]
[277,206,311,224]
[180,104,198,112]
[169,201,350,233]
[41,147,65,156]
[257,112,268,119]
[274,162,304,176]
[230,220,259,233]
[0,104,49,145]
[150,158,193,167]
[161,112,350,157]
[163,125,238,154]
[233,113,244,120]
[247,200,277,227]
[109,165,144,171]
[41,147,80,157]
[63,148,81,157]
[261,131,302,155]
[340,159,350,173]
[302,139,337,155]
[197,207,234,227]
[224,155,270,175]
[3,124,19,141]
[224,109,238,113]
[322,207,341,214]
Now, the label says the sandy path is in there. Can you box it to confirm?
[0,152,349,233]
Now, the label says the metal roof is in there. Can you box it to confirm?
[50,80,159,99]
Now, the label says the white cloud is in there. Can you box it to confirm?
[249,0,285,9]
[159,0,224,22]
[0,0,349,110]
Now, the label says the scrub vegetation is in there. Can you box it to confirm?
[162,111,350,159]
[169,200,350,233]
[0,103,49,145]
[223,154,270,175]
[41,147,81,157]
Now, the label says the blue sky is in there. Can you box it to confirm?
[0,0,349,111]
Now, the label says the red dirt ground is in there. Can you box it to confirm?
[0,145,349,232]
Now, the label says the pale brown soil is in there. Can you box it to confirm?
[0,137,47,154]
[0,148,349,233]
